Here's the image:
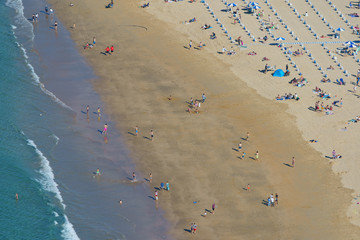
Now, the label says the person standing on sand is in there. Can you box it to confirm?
[110,45,114,53]
[150,130,154,141]
[286,64,289,71]
[193,223,197,234]
[212,202,216,214]
[241,152,246,159]
[202,93,206,103]
[238,142,242,150]
[135,126,139,136]
[246,132,250,141]
[103,123,108,135]
[247,184,250,191]
[291,157,295,168]
[132,172,136,181]
[255,150,259,160]
[275,193,279,206]
[332,150,336,159]
[93,37,96,45]
[166,181,170,191]
[54,21,58,30]
[86,105,89,115]
[96,168,101,175]
[149,172,152,183]
[97,107,101,117]
[155,190,158,200]
[105,46,110,55]
[189,40,192,49]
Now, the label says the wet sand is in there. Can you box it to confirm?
[48,0,360,239]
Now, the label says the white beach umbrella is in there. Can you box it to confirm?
[345,41,355,45]
[336,27,345,31]
[228,3,237,7]
[348,43,357,48]
[248,2,259,7]
[276,37,286,41]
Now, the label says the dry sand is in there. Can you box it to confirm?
[49,0,360,238]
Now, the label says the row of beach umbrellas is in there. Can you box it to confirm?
[227,1,260,9]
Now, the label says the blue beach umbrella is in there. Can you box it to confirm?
[276,37,286,41]
[252,5,261,9]
[228,3,237,7]
[345,41,355,45]
[248,2,259,7]
[336,27,345,31]
[348,43,357,48]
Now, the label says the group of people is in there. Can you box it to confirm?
[187,93,206,113]
[289,76,308,87]
[105,46,115,55]
[266,193,279,207]
[275,93,299,101]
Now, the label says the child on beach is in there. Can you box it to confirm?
[135,126,139,136]
[241,152,246,159]
[103,123,108,134]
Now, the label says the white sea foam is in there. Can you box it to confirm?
[26,138,80,240]
[53,211,59,217]
[51,134,60,145]
[6,0,73,112]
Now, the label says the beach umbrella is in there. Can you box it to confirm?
[228,3,237,7]
[252,5,261,9]
[248,2,259,7]
[336,27,345,31]
[276,37,286,41]
[348,43,357,48]
[345,41,355,45]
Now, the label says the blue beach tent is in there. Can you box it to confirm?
[273,69,285,77]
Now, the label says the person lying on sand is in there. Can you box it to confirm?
[262,57,270,61]
[248,51,257,55]
[321,78,331,83]
[201,24,211,29]
[141,2,150,8]
[210,32,216,39]
[327,65,334,70]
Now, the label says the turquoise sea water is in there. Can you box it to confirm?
[0,1,76,239]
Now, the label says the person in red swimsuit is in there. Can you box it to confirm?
[105,46,110,54]
[110,45,114,53]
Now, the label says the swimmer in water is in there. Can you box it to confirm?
[103,123,108,135]
[119,200,123,205]
[15,193,18,200]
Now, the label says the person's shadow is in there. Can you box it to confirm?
[249,157,255,160]
[262,199,269,206]
[148,196,155,200]
[232,148,239,152]
[128,132,136,136]
[283,163,292,168]
[143,136,151,141]
[184,228,192,233]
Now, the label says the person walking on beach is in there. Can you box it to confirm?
[110,45,114,53]
[264,64,268,74]
[166,181,170,191]
[238,142,242,150]
[332,150,336,159]
[255,150,259,161]
[267,197,271,206]
[86,105,89,115]
[286,64,289,71]
[291,157,295,168]
[96,168,101,176]
[193,223,197,234]
[246,184,250,191]
[149,172,152,183]
[93,37,96,45]
[132,172,136,181]
[54,21,58,30]
[211,202,216,214]
[135,126,139,136]
[97,107,101,117]
[103,123,108,135]
[155,190,158,200]
[275,193,279,206]
[150,130,154,141]
[189,40,192,49]
[241,152,246,159]
[246,132,250,141]
[340,98,343,108]
[105,46,110,55]
[202,93,206,103]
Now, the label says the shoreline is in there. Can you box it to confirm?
[49,0,360,239]
[19,0,170,238]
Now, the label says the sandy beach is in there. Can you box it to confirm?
[48,0,360,238]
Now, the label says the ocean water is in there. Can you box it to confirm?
[1,1,76,239]
[1,0,169,239]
